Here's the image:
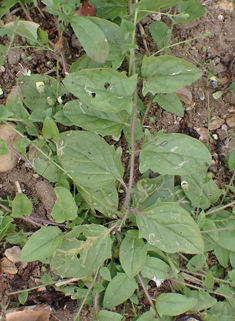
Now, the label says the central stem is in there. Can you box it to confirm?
[124,2,139,210]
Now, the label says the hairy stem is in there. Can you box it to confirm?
[124,1,139,211]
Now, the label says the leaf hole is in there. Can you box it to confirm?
[104,82,110,89]
[77,253,80,259]
[91,93,96,99]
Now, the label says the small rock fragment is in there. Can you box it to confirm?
[209,116,225,130]
[0,122,22,173]
[35,180,56,219]
[7,48,22,65]
[197,88,205,101]
[6,304,51,321]
[5,246,21,264]
[226,116,235,128]
[1,257,18,275]
[194,127,208,142]
[215,0,234,12]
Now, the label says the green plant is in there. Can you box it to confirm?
[1,1,235,321]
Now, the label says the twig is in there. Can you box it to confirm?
[93,274,101,320]
[14,181,22,194]
[27,216,66,227]
[55,277,84,287]
[74,269,99,321]
[205,200,235,215]
[20,216,42,227]
[141,94,155,126]
[170,278,235,300]
[138,23,150,56]
[137,274,158,317]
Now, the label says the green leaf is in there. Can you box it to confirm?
[57,131,124,189]
[149,21,169,48]
[54,110,74,126]
[119,235,147,279]
[51,187,77,223]
[228,150,235,171]
[142,55,202,95]
[230,251,235,268]
[203,270,214,288]
[42,116,60,140]
[103,273,137,309]
[20,226,63,262]
[131,0,180,22]
[0,216,13,241]
[0,138,9,156]
[69,16,109,64]
[174,0,207,24]
[186,254,206,272]
[98,310,123,321]
[213,219,235,252]
[18,291,28,305]
[32,152,63,183]
[64,100,128,137]
[153,93,184,117]
[137,202,204,254]
[181,171,221,209]
[187,290,216,311]
[41,273,53,284]
[208,301,234,320]
[63,69,137,114]
[12,193,33,218]
[0,104,14,119]
[85,17,126,69]
[214,245,230,268]
[131,175,174,209]
[155,293,197,317]
[139,131,212,175]
[51,224,112,277]
[136,307,156,321]
[5,230,27,245]
[141,256,174,281]
[77,184,118,218]
[69,54,103,73]
[90,0,127,20]
[4,21,39,42]
[216,285,235,310]
[100,267,111,281]
[18,74,68,111]
[0,0,18,19]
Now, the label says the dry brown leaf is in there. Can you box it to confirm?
[209,116,225,130]
[5,246,21,264]
[1,257,18,275]
[6,304,51,321]
[194,127,208,142]
[175,87,193,104]
[226,116,235,128]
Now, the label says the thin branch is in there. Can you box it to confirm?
[74,269,99,321]
[137,274,156,310]
[205,200,235,215]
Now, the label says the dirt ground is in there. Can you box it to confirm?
[1,0,235,320]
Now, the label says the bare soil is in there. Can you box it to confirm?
[1,0,235,320]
